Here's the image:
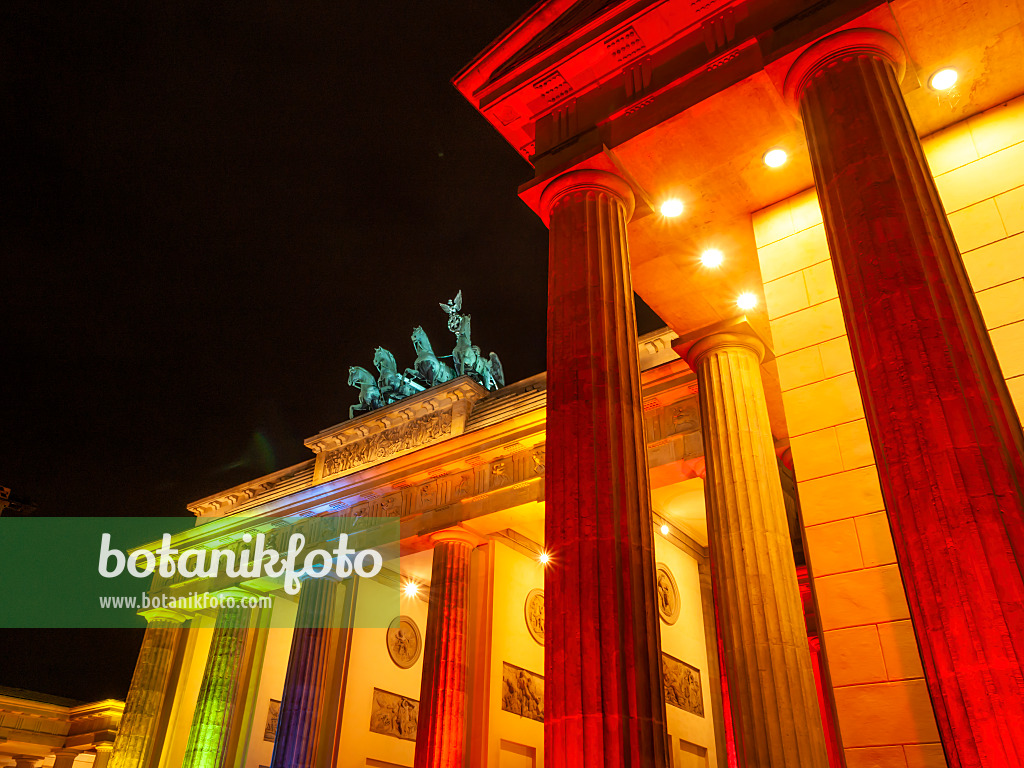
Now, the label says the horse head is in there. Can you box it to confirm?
[373,346,396,374]
[411,326,433,355]
[348,366,372,388]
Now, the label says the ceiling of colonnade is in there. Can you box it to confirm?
[458,0,1024,436]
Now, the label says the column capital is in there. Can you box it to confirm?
[783,27,906,109]
[539,168,635,225]
[139,606,189,625]
[429,526,485,549]
[673,316,772,370]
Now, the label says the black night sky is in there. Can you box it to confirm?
[1,1,663,701]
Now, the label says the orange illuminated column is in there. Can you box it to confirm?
[680,328,829,768]
[108,608,187,768]
[271,577,343,768]
[414,528,479,768]
[786,28,1024,766]
[540,169,668,768]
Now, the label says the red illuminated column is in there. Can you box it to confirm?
[108,608,187,768]
[797,567,843,768]
[541,169,668,768]
[271,577,343,768]
[414,529,478,768]
[786,28,1024,767]
[681,330,829,768]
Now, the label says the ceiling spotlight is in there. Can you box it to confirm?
[763,148,788,168]
[403,581,420,598]
[929,68,958,91]
[538,551,550,566]
[660,524,670,536]
[701,248,724,268]
[660,199,684,217]
[737,292,758,310]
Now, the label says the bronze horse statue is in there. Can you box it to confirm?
[406,326,455,387]
[452,315,503,390]
[347,366,383,419]
[374,346,422,404]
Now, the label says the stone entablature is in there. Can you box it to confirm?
[305,377,489,483]
[0,689,123,763]
[188,462,315,519]
[187,333,690,520]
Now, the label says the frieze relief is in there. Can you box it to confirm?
[663,653,704,717]
[305,377,488,482]
[644,394,704,468]
[369,688,419,741]
[322,410,454,479]
[501,662,544,722]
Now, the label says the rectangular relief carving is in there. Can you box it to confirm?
[369,688,419,741]
[501,662,544,722]
[263,699,280,742]
[663,653,704,717]
[322,410,453,478]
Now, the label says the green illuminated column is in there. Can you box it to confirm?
[182,594,255,768]
[108,608,187,768]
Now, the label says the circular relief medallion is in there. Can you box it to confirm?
[386,615,422,669]
[524,589,545,645]
[655,563,680,625]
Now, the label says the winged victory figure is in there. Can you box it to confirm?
[439,290,464,333]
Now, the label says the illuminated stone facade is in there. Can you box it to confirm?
[102,0,1024,767]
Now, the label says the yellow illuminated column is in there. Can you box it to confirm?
[52,751,79,768]
[182,594,255,768]
[92,744,113,768]
[108,608,187,768]
[680,327,829,768]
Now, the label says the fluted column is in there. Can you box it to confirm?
[697,563,729,768]
[541,168,667,768]
[414,529,477,768]
[271,578,342,768]
[786,28,1024,766]
[182,595,254,768]
[682,330,829,768]
[108,608,187,768]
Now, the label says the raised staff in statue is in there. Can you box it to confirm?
[441,290,504,391]
[452,315,504,391]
